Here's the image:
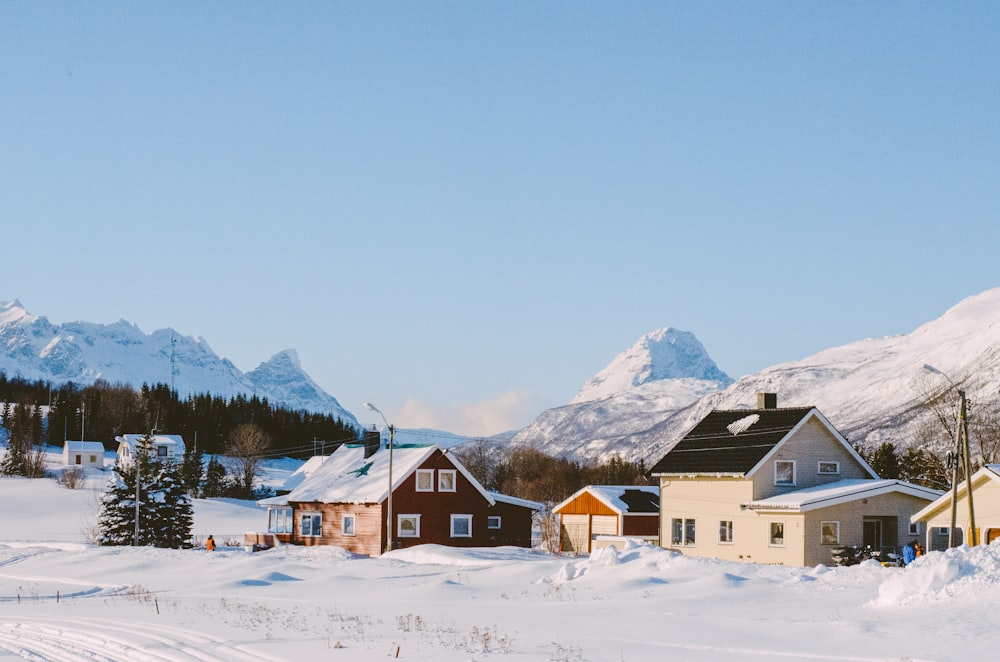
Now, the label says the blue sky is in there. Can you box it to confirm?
[2,2,998,436]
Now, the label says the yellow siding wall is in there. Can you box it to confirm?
[920,477,1000,548]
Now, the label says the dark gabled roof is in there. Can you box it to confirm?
[649,407,816,476]
[618,488,660,513]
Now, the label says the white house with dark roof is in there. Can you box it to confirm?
[649,393,940,566]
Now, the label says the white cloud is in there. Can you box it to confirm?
[392,391,551,438]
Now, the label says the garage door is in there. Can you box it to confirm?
[560,515,589,554]
[592,515,618,538]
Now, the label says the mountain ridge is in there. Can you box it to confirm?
[0,300,358,428]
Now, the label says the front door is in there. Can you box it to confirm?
[863,519,883,550]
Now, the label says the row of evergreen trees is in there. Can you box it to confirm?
[0,372,358,457]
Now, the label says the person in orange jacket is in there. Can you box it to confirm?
[206,535,216,551]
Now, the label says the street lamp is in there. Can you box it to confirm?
[923,364,977,547]
[365,402,395,554]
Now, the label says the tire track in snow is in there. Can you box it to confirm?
[0,618,285,661]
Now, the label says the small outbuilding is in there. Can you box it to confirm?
[911,464,1000,550]
[553,485,660,554]
[62,441,106,468]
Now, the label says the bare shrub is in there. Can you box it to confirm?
[60,466,85,489]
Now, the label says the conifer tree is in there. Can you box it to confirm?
[150,460,194,548]
[96,433,192,547]
[202,455,228,497]
[180,443,204,496]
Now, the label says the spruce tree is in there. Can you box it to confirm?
[180,443,204,496]
[151,460,194,548]
[96,433,192,548]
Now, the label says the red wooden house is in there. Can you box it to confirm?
[257,443,542,556]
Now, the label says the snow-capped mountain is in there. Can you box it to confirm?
[0,300,358,427]
[511,327,733,458]
[513,288,1000,464]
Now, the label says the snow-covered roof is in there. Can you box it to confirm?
[554,485,660,515]
[489,492,545,511]
[279,453,332,492]
[744,479,942,512]
[911,464,1000,522]
[64,441,106,453]
[115,434,186,455]
[263,444,497,506]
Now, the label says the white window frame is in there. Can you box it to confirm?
[342,514,356,537]
[719,520,734,544]
[268,507,292,534]
[438,469,457,492]
[769,521,785,547]
[450,514,473,538]
[487,515,502,529]
[909,521,921,536]
[415,470,435,492]
[300,512,322,538]
[821,520,840,545]
[817,461,840,475]
[398,514,421,538]
[671,517,696,546]
[775,460,796,486]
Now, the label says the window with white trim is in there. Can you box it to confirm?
[818,461,840,475]
[909,521,921,536]
[342,514,356,537]
[719,520,734,544]
[300,512,322,538]
[821,521,840,545]
[451,514,473,538]
[769,521,785,546]
[671,518,696,546]
[398,514,421,537]
[438,469,457,492]
[775,460,796,486]
[487,515,502,529]
[415,470,434,492]
[268,507,292,534]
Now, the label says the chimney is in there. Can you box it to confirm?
[757,392,777,409]
[362,428,381,459]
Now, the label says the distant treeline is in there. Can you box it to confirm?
[0,372,358,457]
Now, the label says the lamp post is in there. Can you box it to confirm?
[365,402,395,554]
[923,364,976,547]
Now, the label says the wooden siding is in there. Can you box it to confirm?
[555,491,617,516]
[560,514,589,554]
[918,475,1000,550]
[287,449,535,555]
[752,417,870,500]
[622,514,659,537]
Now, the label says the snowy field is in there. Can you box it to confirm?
[1,457,999,661]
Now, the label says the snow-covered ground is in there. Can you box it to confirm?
[2,455,999,660]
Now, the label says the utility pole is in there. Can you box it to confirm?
[959,390,977,545]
